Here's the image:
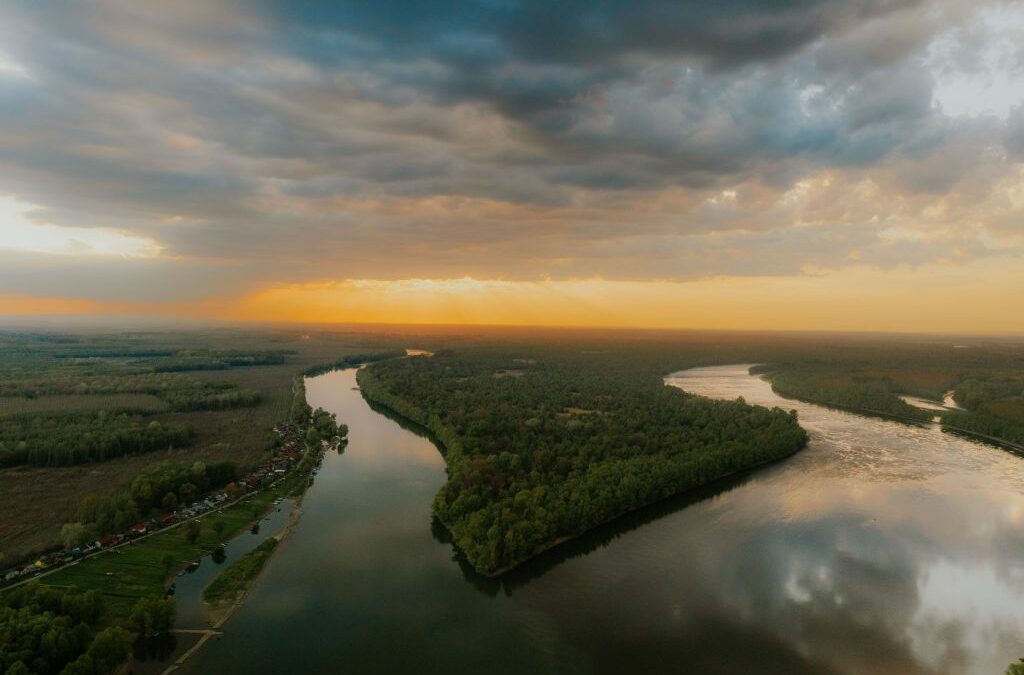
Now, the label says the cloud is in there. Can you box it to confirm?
[0,0,1020,312]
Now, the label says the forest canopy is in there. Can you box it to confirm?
[358,348,808,575]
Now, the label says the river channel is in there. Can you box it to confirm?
[181,364,1024,675]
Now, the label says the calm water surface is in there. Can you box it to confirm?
[184,365,1024,675]
[172,499,294,629]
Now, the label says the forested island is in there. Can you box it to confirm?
[750,365,935,423]
[358,349,808,575]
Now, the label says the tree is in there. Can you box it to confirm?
[129,597,175,638]
[212,519,226,539]
[61,522,89,549]
[73,626,131,674]
[161,491,178,511]
[179,482,196,503]
[184,520,200,544]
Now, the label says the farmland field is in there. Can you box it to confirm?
[0,328,405,563]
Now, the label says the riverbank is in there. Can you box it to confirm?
[481,444,803,578]
[201,490,307,628]
[764,390,935,427]
[203,537,279,625]
[761,378,1024,455]
[37,460,312,612]
[943,425,1024,455]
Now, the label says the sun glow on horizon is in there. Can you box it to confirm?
[2,259,1023,334]
[213,260,1024,334]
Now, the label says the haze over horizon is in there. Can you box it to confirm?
[1,1,1023,332]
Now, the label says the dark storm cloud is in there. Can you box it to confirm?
[265,0,922,69]
[0,0,1020,299]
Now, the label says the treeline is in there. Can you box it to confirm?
[0,413,192,467]
[944,405,1024,446]
[945,376,1024,446]
[0,345,288,399]
[162,387,261,411]
[756,359,1024,447]
[1,583,175,675]
[290,376,313,426]
[358,350,807,575]
[290,375,348,447]
[0,373,196,399]
[753,366,933,422]
[954,376,1024,409]
[72,460,237,539]
[150,350,288,372]
[0,373,262,413]
[301,350,405,377]
[54,349,174,359]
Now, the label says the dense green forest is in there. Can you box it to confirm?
[751,366,934,422]
[944,398,1024,445]
[0,583,173,675]
[359,349,808,575]
[0,413,192,467]
[73,460,238,538]
[0,585,175,675]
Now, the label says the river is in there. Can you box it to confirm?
[181,364,1024,675]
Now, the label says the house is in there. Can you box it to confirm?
[129,523,148,535]
[98,534,118,548]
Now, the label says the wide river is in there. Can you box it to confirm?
[184,365,1024,675]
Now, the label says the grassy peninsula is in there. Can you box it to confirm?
[203,537,279,624]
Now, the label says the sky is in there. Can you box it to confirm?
[0,0,1022,332]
